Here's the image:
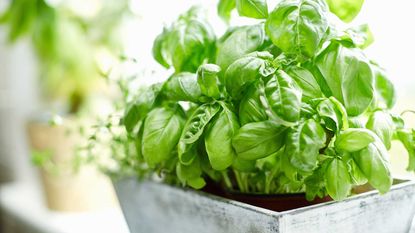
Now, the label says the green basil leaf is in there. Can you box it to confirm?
[353,141,392,194]
[225,51,275,99]
[286,66,323,102]
[205,103,240,170]
[232,157,256,172]
[239,80,268,125]
[305,160,329,201]
[286,119,326,172]
[123,83,162,132]
[264,70,302,123]
[178,103,221,164]
[176,156,206,189]
[280,149,300,182]
[325,0,364,23]
[325,158,351,201]
[316,97,348,132]
[236,0,268,19]
[265,0,329,60]
[200,153,222,182]
[232,121,287,160]
[152,28,171,69]
[216,24,266,72]
[396,129,415,171]
[348,116,367,128]
[372,63,396,109]
[344,24,374,49]
[197,64,221,99]
[163,72,203,103]
[345,155,367,185]
[218,0,236,23]
[366,111,394,150]
[153,7,216,72]
[142,106,185,167]
[134,121,144,160]
[314,43,375,116]
[335,128,376,152]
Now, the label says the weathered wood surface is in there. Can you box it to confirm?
[114,178,415,233]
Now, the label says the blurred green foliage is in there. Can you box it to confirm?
[0,0,130,113]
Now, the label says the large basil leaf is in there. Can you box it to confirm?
[218,0,236,23]
[178,103,221,164]
[335,128,376,153]
[366,111,394,150]
[197,64,221,99]
[163,72,203,103]
[236,0,268,19]
[239,80,268,125]
[265,0,329,60]
[353,141,392,194]
[314,43,375,116]
[232,121,287,160]
[325,158,351,201]
[216,24,266,71]
[225,51,275,99]
[205,103,240,170]
[286,66,323,102]
[264,70,302,123]
[316,97,348,132]
[372,63,396,109]
[152,28,171,69]
[123,83,162,132]
[152,7,215,72]
[325,0,364,23]
[285,119,326,172]
[142,106,185,167]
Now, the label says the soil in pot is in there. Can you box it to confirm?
[202,179,407,212]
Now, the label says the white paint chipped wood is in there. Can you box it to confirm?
[114,178,415,233]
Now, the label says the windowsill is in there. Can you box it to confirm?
[0,182,130,233]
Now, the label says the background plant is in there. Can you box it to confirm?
[0,0,130,113]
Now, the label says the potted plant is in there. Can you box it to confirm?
[0,0,130,211]
[101,0,415,232]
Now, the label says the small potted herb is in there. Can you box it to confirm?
[0,0,129,211]
[108,0,415,232]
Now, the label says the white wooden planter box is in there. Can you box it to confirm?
[113,177,415,233]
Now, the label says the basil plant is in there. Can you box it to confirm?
[121,2,415,201]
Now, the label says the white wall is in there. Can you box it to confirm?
[0,31,39,183]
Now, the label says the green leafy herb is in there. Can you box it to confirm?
[111,0,415,202]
